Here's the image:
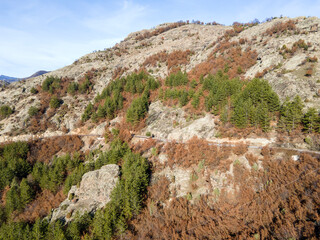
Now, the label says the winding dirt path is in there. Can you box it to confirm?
[1,133,320,156]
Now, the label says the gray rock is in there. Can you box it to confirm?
[50,164,119,223]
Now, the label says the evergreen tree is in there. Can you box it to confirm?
[191,92,200,109]
[220,106,229,124]
[232,99,248,128]
[82,103,94,122]
[257,101,271,131]
[32,219,47,240]
[302,108,319,133]
[179,90,189,107]
[280,96,304,131]
[20,178,34,206]
[6,178,21,213]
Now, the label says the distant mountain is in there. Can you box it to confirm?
[25,70,49,79]
[0,70,49,84]
[0,75,18,82]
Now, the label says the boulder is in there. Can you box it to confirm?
[50,164,119,223]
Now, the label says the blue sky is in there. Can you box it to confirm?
[1,0,320,77]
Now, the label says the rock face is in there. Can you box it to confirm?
[144,101,216,141]
[51,164,119,222]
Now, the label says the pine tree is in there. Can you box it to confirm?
[302,108,319,133]
[32,219,47,240]
[232,99,248,128]
[20,178,34,206]
[257,102,271,132]
[6,178,21,213]
[280,96,304,131]
[248,104,258,127]
[220,106,229,124]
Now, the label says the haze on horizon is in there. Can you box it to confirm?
[1,0,320,78]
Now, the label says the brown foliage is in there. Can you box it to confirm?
[167,50,193,70]
[245,153,258,166]
[232,142,248,155]
[189,40,257,80]
[264,20,297,36]
[261,146,271,158]
[128,152,320,239]
[27,136,83,164]
[143,50,193,71]
[164,136,231,170]
[143,51,168,67]
[148,176,170,203]
[135,22,187,41]
[0,186,10,206]
[307,56,318,62]
[112,66,128,80]
[132,138,157,154]
[14,189,65,223]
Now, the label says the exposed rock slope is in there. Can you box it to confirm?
[1,16,320,137]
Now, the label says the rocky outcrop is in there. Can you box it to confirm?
[143,101,216,141]
[50,164,119,223]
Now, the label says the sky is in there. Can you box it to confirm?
[1,0,320,77]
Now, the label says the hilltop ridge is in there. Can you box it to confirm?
[1,16,320,137]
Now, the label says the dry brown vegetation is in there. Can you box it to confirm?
[143,50,193,72]
[112,66,128,80]
[135,22,187,41]
[127,149,320,239]
[264,20,297,36]
[164,136,232,171]
[189,40,257,80]
[27,135,83,164]
[13,189,65,222]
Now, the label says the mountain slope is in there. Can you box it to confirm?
[0,16,320,137]
[0,16,319,239]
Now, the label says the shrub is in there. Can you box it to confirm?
[28,106,39,117]
[0,105,13,118]
[126,93,149,124]
[67,82,79,95]
[42,76,61,93]
[165,71,189,87]
[30,87,38,94]
[49,96,62,109]
[82,103,94,122]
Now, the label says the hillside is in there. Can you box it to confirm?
[0,16,319,239]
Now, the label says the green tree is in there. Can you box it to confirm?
[30,87,38,94]
[302,108,319,133]
[82,103,94,122]
[179,90,189,107]
[6,178,21,213]
[232,99,248,128]
[126,93,149,124]
[257,102,271,131]
[191,92,200,109]
[220,106,229,124]
[67,82,79,95]
[0,105,13,119]
[28,106,39,117]
[49,96,62,109]
[280,96,304,131]
[20,178,34,206]
[32,219,47,240]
